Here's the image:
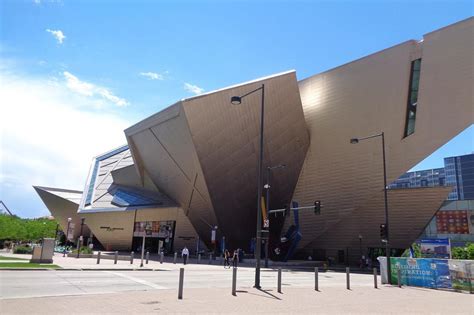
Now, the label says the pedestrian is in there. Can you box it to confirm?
[224,249,230,268]
[232,249,239,268]
[181,246,189,265]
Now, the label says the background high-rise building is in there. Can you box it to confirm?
[390,153,474,201]
[390,153,474,245]
[445,153,474,200]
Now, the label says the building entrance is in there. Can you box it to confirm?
[132,220,175,254]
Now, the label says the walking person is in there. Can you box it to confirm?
[232,248,239,268]
[224,249,230,268]
[181,246,189,265]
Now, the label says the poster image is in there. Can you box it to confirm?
[133,220,174,238]
[419,238,451,259]
[449,260,474,292]
[436,210,469,234]
[390,257,451,289]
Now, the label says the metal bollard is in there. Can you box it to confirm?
[198,254,201,264]
[114,251,118,264]
[346,267,350,290]
[277,268,282,293]
[315,267,319,291]
[146,251,149,264]
[96,251,101,264]
[232,267,237,296]
[178,268,184,299]
[209,254,212,265]
[160,252,164,264]
[398,267,402,288]
[130,251,134,264]
[373,268,378,288]
[174,252,177,264]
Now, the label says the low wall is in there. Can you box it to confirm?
[67,253,132,260]
[378,257,473,293]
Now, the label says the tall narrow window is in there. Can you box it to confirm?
[404,58,421,137]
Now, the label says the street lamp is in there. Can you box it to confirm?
[264,164,286,268]
[64,217,72,257]
[141,222,152,267]
[350,132,391,284]
[54,223,60,245]
[358,234,363,260]
[231,84,265,289]
[77,218,85,258]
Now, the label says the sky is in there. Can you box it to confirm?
[0,0,473,218]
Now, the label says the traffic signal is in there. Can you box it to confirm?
[314,200,321,215]
[380,224,388,241]
[284,204,291,217]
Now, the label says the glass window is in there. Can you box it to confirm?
[404,59,422,137]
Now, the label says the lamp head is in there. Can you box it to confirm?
[350,138,359,144]
[67,217,72,222]
[230,96,241,105]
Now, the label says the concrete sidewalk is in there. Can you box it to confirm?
[0,252,355,273]
[1,286,472,314]
[1,251,257,271]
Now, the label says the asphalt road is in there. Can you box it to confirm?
[0,268,375,299]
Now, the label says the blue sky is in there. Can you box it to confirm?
[1,0,473,218]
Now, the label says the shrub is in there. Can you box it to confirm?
[452,246,468,260]
[14,245,33,254]
[466,243,474,260]
[71,246,93,255]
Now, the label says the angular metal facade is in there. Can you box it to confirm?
[125,71,310,248]
[290,17,473,259]
[34,18,473,259]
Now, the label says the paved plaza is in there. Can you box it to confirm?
[1,253,473,314]
[1,276,472,314]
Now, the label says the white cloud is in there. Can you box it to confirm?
[139,72,164,80]
[33,0,41,4]
[0,70,132,217]
[63,71,129,107]
[184,82,204,95]
[46,29,66,44]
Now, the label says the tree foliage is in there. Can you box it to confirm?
[0,214,59,241]
[452,243,474,260]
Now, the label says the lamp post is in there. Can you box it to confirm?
[358,234,363,260]
[264,164,286,268]
[66,218,72,242]
[350,132,391,284]
[77,217,85,258]
[54,223,59,244]
[231,84,265,289]
[64,217,72,257]
[141,222,152,267]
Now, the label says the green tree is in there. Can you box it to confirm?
[452,246,468,259]
[465,243,474,260]
[0,214,59,242]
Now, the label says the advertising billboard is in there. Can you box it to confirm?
[419,238,451,259]
[390,257,451,289]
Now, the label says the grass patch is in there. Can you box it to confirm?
[0,255,28,261]
[0,262,61,269]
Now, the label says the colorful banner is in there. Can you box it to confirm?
[67,223,75,240]
[390,257,451,289]
[436,210,469,234]
[419,238,451,259]
[133,221,174,238]
[449,260,474,292]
